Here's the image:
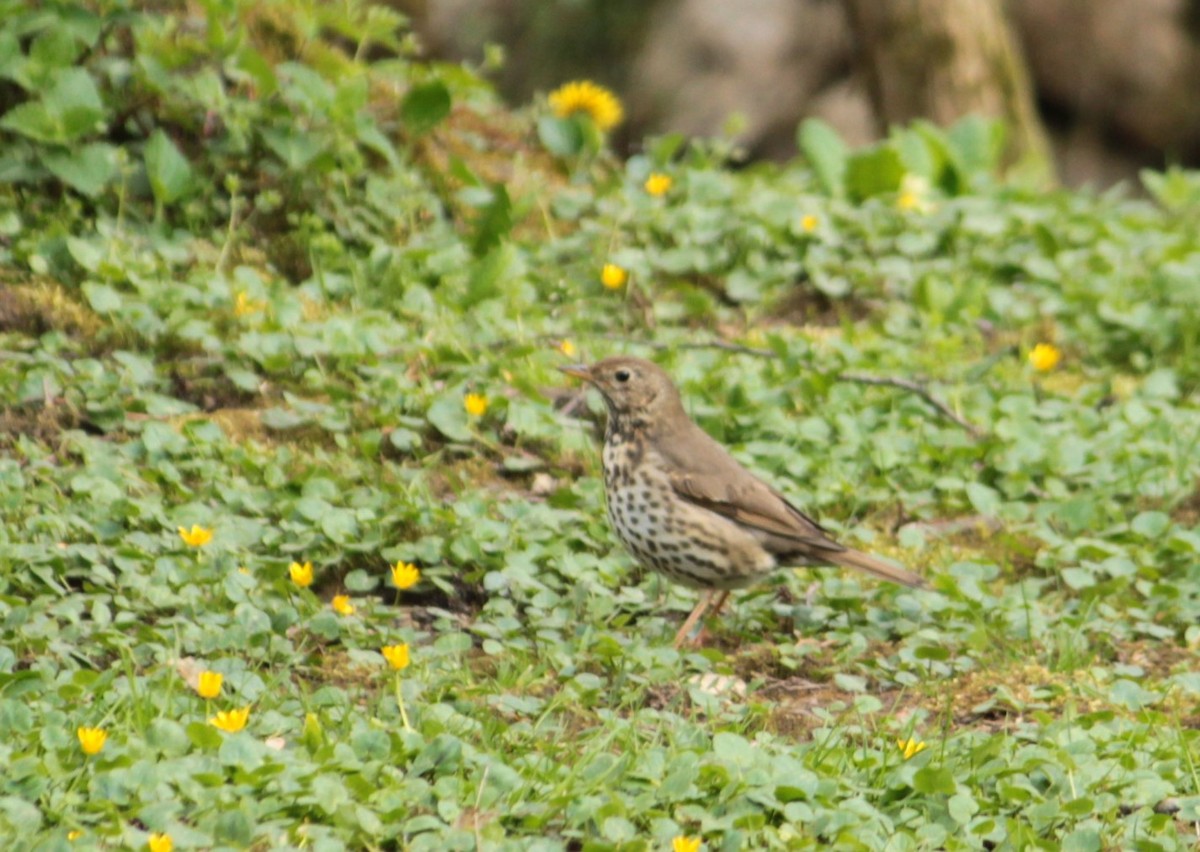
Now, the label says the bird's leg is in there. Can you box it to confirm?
[688,590,733,646]
[672,591,713,649]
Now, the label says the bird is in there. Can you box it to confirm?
[559,356,927,648]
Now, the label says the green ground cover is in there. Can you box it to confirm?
[1,2,1199,849]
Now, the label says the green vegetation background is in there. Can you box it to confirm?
[1,2,1199,849]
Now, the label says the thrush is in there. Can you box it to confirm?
[560,356,927,648]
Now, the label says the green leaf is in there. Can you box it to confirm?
[797,118,847,196]
[214,808,254,845]
[426,393,473,443]
[845,144,905,201]
[262,127,325,172]
[912,766,957,795]
[82,282,122,313]
[144,130,193,205]
[40,142,116,197]
[1130,511,1170,539]
[0,68,105,143]
[537,116,582,157]
[965,482,1001,516]
[468,183,513,257]
[400,81,451,135]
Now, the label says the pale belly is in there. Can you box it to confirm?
[602,446,774,590]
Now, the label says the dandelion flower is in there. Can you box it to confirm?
[196,671,223,699]
[147,834,173,852]
[68,831,83,841]
[331,594,355,615]
[644,173,672,197]
[77,726,107,756]
[672,837,702,852]
[382,644,410,671]
[800,214,819,232]
[464,393,488,417]
[601,263,628,289]
[559,339,577,358]
[289,561,314,587]
[548,80,623,131]
[1028,343,1061,372]
[897,737,927,760]
[390,561,420,590]
[209,706,251,733]
[177,525,213,547]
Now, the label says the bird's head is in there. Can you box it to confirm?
[558,356,682,421]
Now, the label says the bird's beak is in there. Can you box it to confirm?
[557,363,595,383]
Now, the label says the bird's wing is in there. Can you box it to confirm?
[669,467,843,551]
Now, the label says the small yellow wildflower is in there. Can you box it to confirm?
[390,561,420,590]
[1028,343,1062,372]
[289,561,314,587]
[464,393,488,417]
[800,214,819,232]
[559,339,577,358]
[601,263,628,289]
[672,837,702,852]
[331,594,355,615]
[547,80,624,131]
[209,706,251,733]
[644,173,673,197]
[896,174,933,213]
[233,291,266,317]
[897,737,927,760]
[382,643,410,671]
[237,566,250,575]
[196,671,223,699]
[177,525,213,547]
[77,726,107,756]
[68,830,83,841]
[147,833,173,852]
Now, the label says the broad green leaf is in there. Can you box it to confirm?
[797,118,847,196]
[537,115,582,157]
[845,144,905,201]
[400,81,451,135]
[144,130,193,205]
[41,142,116,196]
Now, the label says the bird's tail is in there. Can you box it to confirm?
[828,547,928,588]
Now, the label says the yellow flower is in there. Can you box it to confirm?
[464,393,488,417]
[800,214,819,232]
[390,561,420,590]
[147,832,173,852]
[896,174,934,213]
[644,173,673,197]
[382,643,410,671]
[332,594,355,615]
[1028,343,1062,372]
[559,339,577,358]
[177,525,213,547]
[77,726,107,756]
[68,830,83,841]
[547,80,623,131]
[672,837,702,852]
[289,561,314,587]
[601,263,628,289]
[233,291,266,317]
[897,737,927,760]
[196,670,223,699]
[209,706,251,733]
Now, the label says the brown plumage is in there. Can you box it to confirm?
[560,356,926,647]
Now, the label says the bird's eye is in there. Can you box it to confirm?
[614,369,631,383]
